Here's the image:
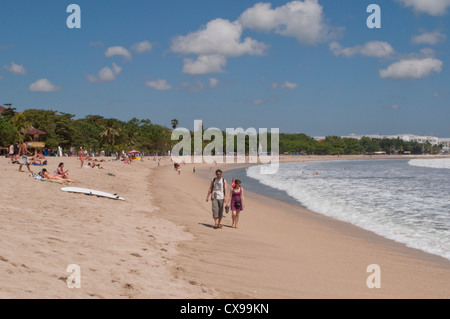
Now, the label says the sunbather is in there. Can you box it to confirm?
[41,168,75,182]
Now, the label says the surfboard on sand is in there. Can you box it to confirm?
[61,187,125,201]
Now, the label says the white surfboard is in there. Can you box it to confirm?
[61,187,125,201]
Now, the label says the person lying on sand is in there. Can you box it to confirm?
[30,156,47,165]
[41,169,75,182]
[88,162,103,169]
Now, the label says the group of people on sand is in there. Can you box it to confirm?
[206,169,245,229]
[10,141,75,184]
[38,162,76,182]
[78,147,94,168]
[79,147,106,168]
[12,141,46,173]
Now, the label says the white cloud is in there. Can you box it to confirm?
[271,81,298,90]
[4,61,27,75]
[250,98,276,105]
[171,18,268,74]
[145,79,172,91]
[131,41,152,54]
[379,58,443,79]
[281,81,298,89]
[208,78,219,88]
[105,46,132,60]
[182,55,227,75]
[29,78,61,92]
[411,31,446,45]
[87,63,122,83]
[239,0,340,45]
[396,0,450,16]
[330,41,395,58]
[252,98,266,105]
[178,78,219,91]
[172,18,267,57]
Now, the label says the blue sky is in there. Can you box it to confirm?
[1,0,449,136]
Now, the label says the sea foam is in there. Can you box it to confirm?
[247,159,450,261]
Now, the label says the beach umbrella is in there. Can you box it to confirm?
[127,150,140,154]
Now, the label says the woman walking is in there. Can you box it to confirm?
[227,179,245,229]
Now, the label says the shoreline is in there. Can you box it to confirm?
[212,158,450,267]
[223,158,450,264]
[153,155,450,298]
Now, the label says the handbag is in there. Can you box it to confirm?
[234,200,241,208]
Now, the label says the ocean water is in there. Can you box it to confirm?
[244,159,450,261]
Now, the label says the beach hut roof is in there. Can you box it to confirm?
[0,105,5,113]
[24,127,46,135]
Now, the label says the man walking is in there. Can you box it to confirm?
[18,140,33,173]
[206,169,227,229]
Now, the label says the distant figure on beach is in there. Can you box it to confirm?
[31,156,47,165]
[125,154,132,164]
[9,143,14,162]
[177,164,181,175]
[88,162,103,169]
[54,162,70,180]
[206,169,227,229]
[193,166,195,173]
[18,141,33,173]
[79,147,85,168]
[13,142,19,162]
[227,179,245,229]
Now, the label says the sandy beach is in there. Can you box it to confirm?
[1,154,450,299]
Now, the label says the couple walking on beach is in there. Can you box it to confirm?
[206,169,245,229]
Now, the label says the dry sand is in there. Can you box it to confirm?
[1,154,449,298]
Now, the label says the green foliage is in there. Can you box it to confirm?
[0,115,17,146]
[0,107,443,156]
[279,133,316,154]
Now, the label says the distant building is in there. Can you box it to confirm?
[0,105,5,114]
[439,138,450,152]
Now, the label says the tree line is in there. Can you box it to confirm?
[279,134,443,155]
[0,108,173,154]
[0,107,443,155]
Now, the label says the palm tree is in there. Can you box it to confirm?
[11,113,33,142]
[171,119,179,130]
[99,126,121,145]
